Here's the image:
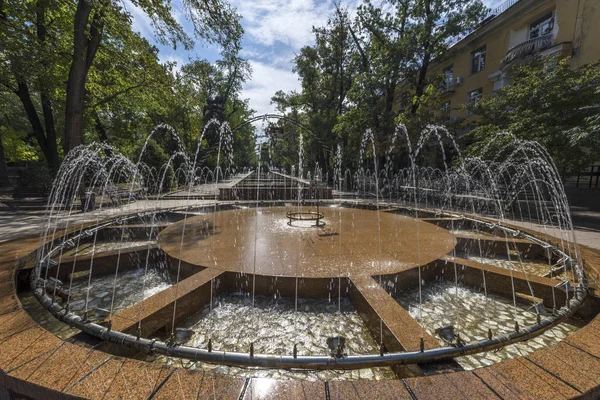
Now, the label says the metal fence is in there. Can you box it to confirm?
[564,165,600,188]
[487,0,520,18]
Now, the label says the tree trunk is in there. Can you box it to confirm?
[40,91,59,172]
[36,0,59,172]
[14,79,59,171]
[411,51,431,115]
[411,0,433,115]
[0,129,9,187]
[64,0,103,155]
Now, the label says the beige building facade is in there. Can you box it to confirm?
[430,0,600,121]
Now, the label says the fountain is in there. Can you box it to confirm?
[18,117,595,387]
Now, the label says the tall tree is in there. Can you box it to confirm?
[467,56,600,174]
[271,6,355,173]
[63,0,243,154]
[0,0,70,171]
[1,0,244,172]
[408,0,486,114]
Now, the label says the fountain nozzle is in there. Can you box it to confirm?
[175,328,194,344]
[326,336,346,358]
[94,307,110,320]
[435,325,460,346]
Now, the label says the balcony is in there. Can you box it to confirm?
[501,34,554,66]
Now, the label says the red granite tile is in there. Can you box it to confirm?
[0,283,21,316]
[350,275,439,352]
[0,269,13,283]
[6,342,65,388]
[0,327,46,371]
[0,294,20,316]
[152,369,206,399]
[328,381,360,400]
[299,380,327,400]
[195,373,246,399]
[406,374,469,399]
[11,343,111,392]
[433,371,500,399]
[477,358,579,399]
[3,330,62,372]
[111,267,223,336]
[0,311,36,341]
[565,327,600,359]
[351,379,413,399]
[473,367,528,400]
[585,316,600,332]
[100,359,173,399]
[526,342,599,394]
[66,357,125,399]
[244,379,323,399]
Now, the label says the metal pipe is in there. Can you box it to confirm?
[31,277,586,370]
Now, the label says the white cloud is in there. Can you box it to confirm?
[243,61,301,116]
[231,0,333,48]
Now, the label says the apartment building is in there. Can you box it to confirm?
[430,0,600,121]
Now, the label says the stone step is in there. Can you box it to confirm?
[349,275,439,352]
[111,267,223,337]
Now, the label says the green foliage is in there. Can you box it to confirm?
[0,126,39,162]
[16,161,52,190]
[467,56,600,173]
[271,0,486,174]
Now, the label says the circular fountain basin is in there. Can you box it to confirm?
[157,207,457,278]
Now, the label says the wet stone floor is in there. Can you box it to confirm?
[394,281,583,370]
[153,294,396,381]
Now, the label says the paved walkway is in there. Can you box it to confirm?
[0,199,214,243]
[1,200,599,250]
[507,219,600,251]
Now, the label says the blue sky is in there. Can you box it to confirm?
[125,0,505,116]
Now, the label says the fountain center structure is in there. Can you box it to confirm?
[158,207,456,278]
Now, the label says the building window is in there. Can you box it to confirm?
[441,101,451,119]
[471,46,486,74]
[466,88,483,115]
[529,13,554,39]
[442,65,453,92]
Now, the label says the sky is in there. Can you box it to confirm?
[125,0,507,117]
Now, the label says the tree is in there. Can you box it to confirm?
[0,0,251,179]
[407,0,486,114]
[63,0,243,154]
[178,53,253,169]
[0,0,71,172]
[271,5,356,173]
[466,56,600,174]
[271,0,486,173]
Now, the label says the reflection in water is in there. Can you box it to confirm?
[464,254,575,281]
[20,265,173,338]
[67,267,173,315]
[154,294,396,380]
[394,281,582,370]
